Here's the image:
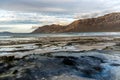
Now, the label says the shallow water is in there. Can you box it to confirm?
[0,32,120,40]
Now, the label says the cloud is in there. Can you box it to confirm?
[0,0,120,13]
[0,0,120,16]
[74,11,111,19]
[0,10,75,32]
[0,10,74,25]
[0,0,68,13]
[0,24,37,33]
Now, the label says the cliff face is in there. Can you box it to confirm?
[32,13,120,33]
[32,24,66,33]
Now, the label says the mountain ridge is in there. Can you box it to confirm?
[32,13,120,33]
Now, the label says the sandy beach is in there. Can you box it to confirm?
[0,36,120,80]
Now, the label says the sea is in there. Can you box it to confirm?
[0,32,120,40]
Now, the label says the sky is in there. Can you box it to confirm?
[0,0,120,33]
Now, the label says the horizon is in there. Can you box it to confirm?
[0,0,120,33]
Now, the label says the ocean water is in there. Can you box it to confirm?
[0,32,120,40]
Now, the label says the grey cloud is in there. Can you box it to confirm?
[74,10,116,19]
[0,0,119,14]
[0,0,69,13]
[0,20,40,25]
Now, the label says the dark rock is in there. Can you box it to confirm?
[0,53,113,80]
[35,43,42,47]
[0,63,14,73]
[81,55,106,63]
[0,62,5,66]
[66,42,73,46]
[12,70,18,74]
[0,56,15,62]
[56,56,78,59]
[62,57,77,66]
[115,43,120,46]
[62,55,107,77]
[93,66,103,72]
[110,63,120,66]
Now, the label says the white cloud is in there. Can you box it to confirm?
[0,10,75,32]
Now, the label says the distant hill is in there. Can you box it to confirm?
[0,32,12,34]
[32,13,120,33]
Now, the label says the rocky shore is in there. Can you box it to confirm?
[0,36,120,80]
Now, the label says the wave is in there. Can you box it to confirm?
[0,36,12,38]
[0,32,120,39]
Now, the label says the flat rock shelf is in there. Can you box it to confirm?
[0,36,120,80]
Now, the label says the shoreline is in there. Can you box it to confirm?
[0,36,119,57]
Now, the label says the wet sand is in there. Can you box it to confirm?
[0,36,120,80]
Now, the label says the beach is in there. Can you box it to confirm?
[0,36,120,80]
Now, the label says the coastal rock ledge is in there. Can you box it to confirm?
[0,52,118,80]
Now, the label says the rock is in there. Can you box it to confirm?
[62,57,77,66]
[0,56,15,62]
[115,43,120,46]
[76,56,105,75]
[110,63,120,66]
[66,42,73,46]
[0,63,14,73]
[62,55,107,78]
[0,53,114,80]
[12,70,18,74]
